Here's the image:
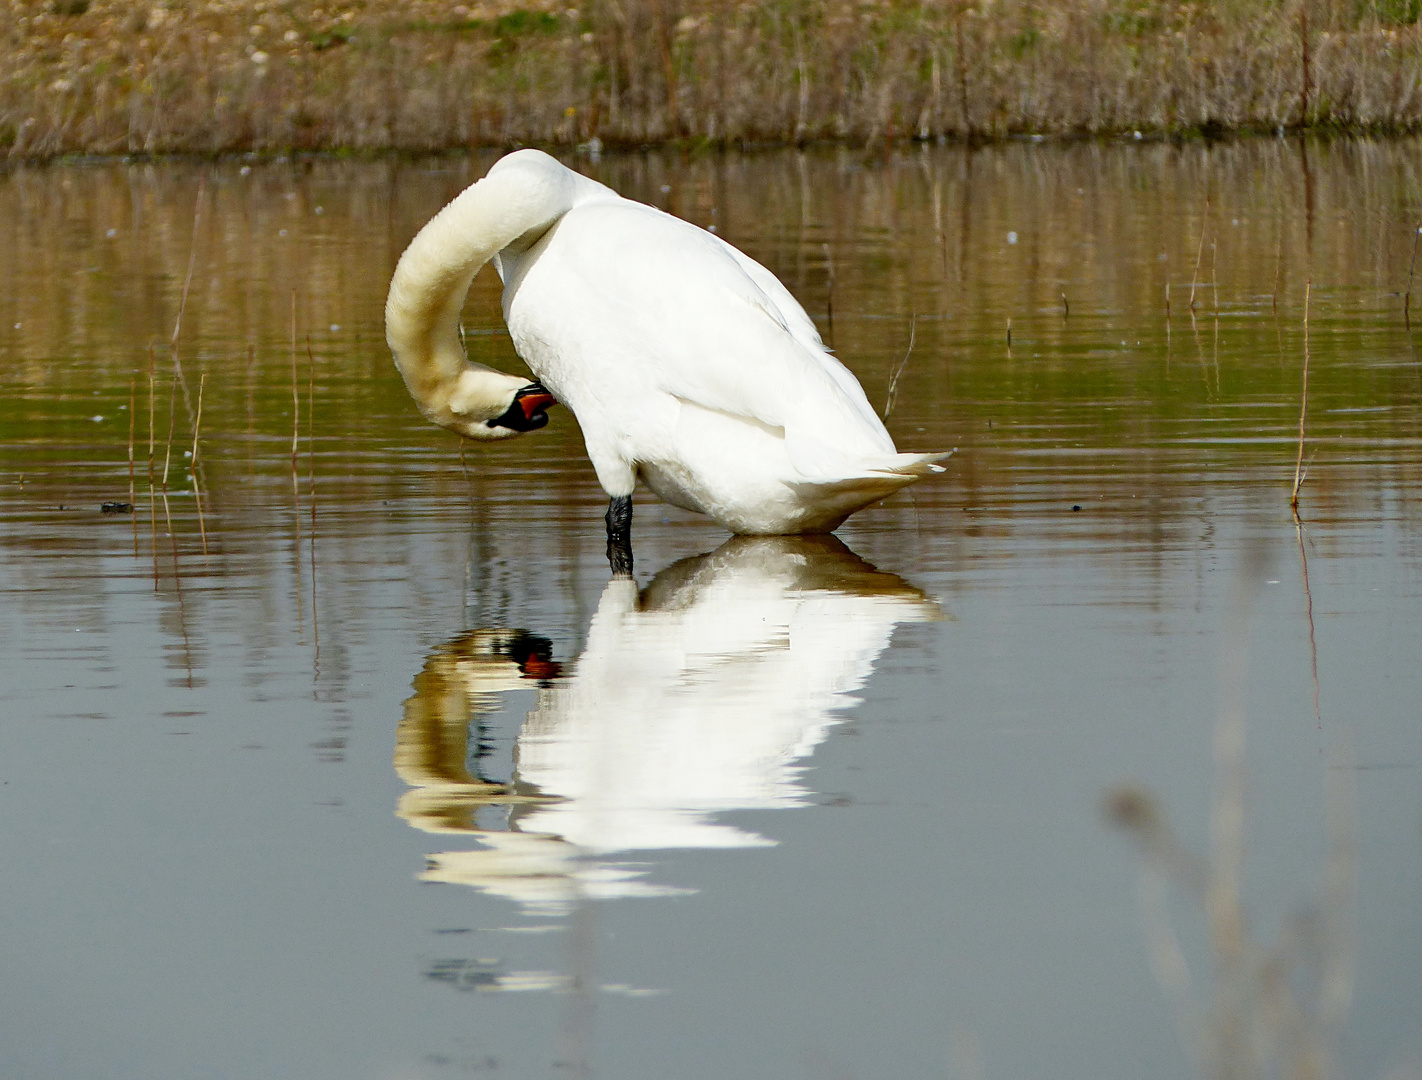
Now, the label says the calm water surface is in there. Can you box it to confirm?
[1,139,1420,1080]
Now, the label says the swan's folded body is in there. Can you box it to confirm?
[387,149,950,537]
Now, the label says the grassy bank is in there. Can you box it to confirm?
[4,0,1422,159]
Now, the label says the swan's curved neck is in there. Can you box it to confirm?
[385,154,578,438]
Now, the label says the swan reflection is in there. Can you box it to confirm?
[395,535,938,915]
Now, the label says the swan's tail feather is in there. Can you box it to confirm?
[786,448,955,507]
[867,448,956,477]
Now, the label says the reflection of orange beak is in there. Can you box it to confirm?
[517,390,558,423]
[520,657,562,680]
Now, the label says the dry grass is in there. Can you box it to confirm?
[3,0,1422,158]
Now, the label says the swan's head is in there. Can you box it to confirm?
[427,368,558,441]
[465,377,558,441]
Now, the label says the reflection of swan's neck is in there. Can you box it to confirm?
[383,150,578,438]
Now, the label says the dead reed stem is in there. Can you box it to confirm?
[290,292,304,631]
[160,177,204,497]
[147,346,159,590]
[883,313,916,419]
[1273,217,1286,313]
[1404,225,1421,330]
[146,345,156,474]
[306,338,319,666]
[1210,242,1219,318]
[1291,280,1311,513]
[191,373,208,556]
[823,242,835,347]
[171,174,205,356]
[1188,198,1209,313]
[160,366,177,489]
[128,373,137,557]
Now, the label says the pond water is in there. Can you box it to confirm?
[1,138,1420,1080]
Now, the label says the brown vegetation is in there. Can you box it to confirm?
[3,0,1422,158]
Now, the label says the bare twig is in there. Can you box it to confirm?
[883,313,916,419]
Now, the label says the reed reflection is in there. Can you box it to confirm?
[395,535,939,914]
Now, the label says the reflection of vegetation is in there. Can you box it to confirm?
[1,141,1418,599]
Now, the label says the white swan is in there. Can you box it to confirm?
[385,149,950,566]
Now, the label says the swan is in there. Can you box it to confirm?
[385,149,951,571]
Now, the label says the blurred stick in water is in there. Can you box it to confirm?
[1105,549,1355,1080]
[1291,281,1311,514]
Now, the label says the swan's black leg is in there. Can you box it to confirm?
[605,495,633,576]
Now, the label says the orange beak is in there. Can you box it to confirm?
[517,390,558,422]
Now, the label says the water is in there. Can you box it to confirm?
[1,138,1420,1080]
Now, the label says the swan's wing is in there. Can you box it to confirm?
[704,233,894,440]
[539,200,901,472]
